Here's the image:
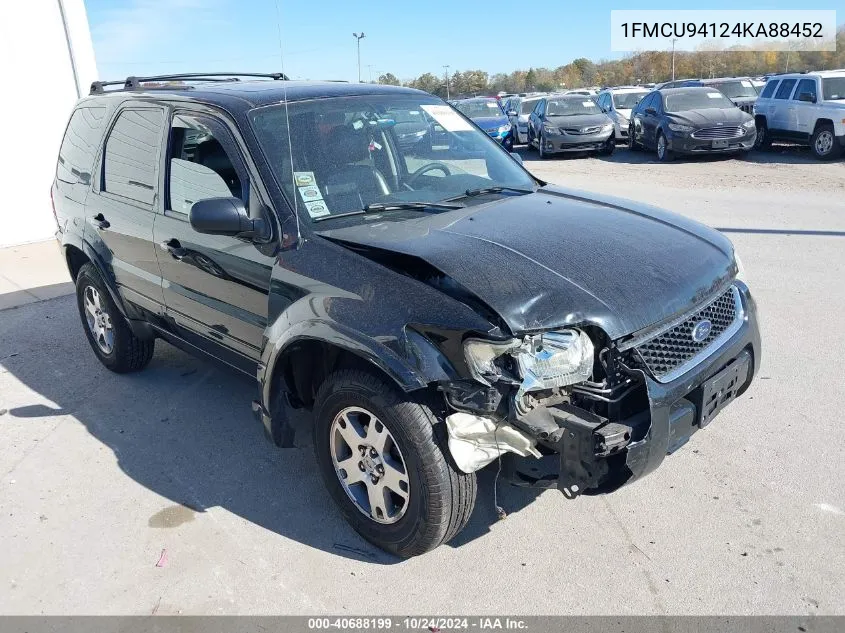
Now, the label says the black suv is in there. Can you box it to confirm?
[53,73,761,557]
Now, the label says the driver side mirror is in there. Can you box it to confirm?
[190,197,266,240]
[645,107,657,115]
[798,92,816,103]
[506,110,517,117]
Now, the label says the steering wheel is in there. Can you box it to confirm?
[405,162,452,188]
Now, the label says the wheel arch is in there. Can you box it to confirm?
[813,118,834,132]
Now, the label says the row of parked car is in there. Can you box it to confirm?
[451,68,845,161]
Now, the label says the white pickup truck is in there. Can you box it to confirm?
[753,70,845,160]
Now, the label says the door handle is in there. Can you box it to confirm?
[159,238,187,259]
[91,213,110,230]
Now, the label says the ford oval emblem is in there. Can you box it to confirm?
[691,320,712,343]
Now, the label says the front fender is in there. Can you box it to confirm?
[258,319,454,413]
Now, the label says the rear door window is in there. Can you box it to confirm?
[759,80,779,99]
[57,106,106,185]
[774,79,797,99]
[102,109,165,206]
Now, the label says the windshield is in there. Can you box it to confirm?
[250,94,535,225]
[664,90,734,112]
[709,80,758,99]
[384,107,425,124]
[822,77,845,100]
[612,91,648,109]
[546,97,601,116]
[455,99,503,118]
[521,99,539,114]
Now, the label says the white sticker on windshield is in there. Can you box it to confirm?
[352,120,364,130]
[294,171,316,187]
[486,102,499,108]
[298,185,323,202]
[304,200,330,218]
[706,92,722,98]
[583,101,594,107]
[420,104,473,131]
[741,80,753,87]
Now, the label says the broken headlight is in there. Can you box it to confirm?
[514,330,594,395]
[463,329,594,392]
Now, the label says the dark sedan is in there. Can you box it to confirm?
[527,95,615,158]
[629,87,756,161]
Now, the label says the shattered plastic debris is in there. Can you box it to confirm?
[155,549,168,568]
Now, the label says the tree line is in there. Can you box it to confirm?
[376,26,845,97]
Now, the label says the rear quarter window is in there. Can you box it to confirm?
[57,107,106,184]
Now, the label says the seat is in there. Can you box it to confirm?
[195,139,242,198]
[323,125,390,209]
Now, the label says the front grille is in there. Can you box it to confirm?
[563,126,601,135]
[691,126,744,140]
[631,286,740,380]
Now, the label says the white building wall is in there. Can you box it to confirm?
[0,0,98,247]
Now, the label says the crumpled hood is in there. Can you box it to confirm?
[668,107,751,127]
[316,187,737,339]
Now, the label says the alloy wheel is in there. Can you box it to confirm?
[815,130,833,156]
[657,134,667,160]
[329,406,410,524]
[83,285,114,354]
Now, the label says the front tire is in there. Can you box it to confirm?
[313,370,477,558]
[810,123,839,160]
[599,138,615,156]
[629,125,641,151]
[656,131,673,162]
[754,118,772,151]
[75,263,154,373]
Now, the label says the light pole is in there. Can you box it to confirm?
[671,38,677,82]
[367,64,374,83]
[443,64,451,99]
[352,32,366,83]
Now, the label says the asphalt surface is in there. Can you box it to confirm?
[1,145,844,615]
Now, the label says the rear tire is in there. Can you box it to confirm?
[810,123,839,160]
[75,263,154,373]
[313,370,476,558]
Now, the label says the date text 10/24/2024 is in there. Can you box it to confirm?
[308,617,529,630]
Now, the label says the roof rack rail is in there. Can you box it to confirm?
[89,72,288,95]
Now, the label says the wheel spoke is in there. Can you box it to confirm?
[366,481,388,520]
[335,411,365,449]
[381,461,408,498]
[365,417,388,454]
[336,455,365,486]
[84,296,97,318]
[91,288,102,310]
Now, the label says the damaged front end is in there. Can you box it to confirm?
[440,283,760,498]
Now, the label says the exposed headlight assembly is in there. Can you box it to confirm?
[543,124,559,134]
[742,120,756,131]
[463,329,594,396]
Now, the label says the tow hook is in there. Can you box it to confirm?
[551,404,632,498]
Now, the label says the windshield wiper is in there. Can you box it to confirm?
[312,200,464,222]
[446,186,535,201]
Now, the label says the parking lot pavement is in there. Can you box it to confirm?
[0,241,72,311]
[1,148,844,615]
